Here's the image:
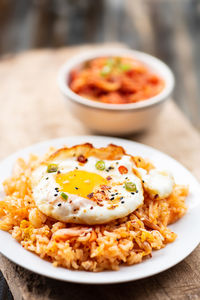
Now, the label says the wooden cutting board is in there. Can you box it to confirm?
[0,45,200,300]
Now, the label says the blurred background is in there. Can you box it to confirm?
[0,0,199,131]
[0,0,199,299]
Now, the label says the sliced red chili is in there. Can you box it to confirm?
[77,154,88,163]
[118,165,128,174]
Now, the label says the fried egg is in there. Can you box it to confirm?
[31,144,175,225]
[31,155,143,225]
[136,168,175,199]
[142,169,175,199]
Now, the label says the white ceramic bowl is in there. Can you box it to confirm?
[58,48,175,135]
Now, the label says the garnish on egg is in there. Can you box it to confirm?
[95,160,105,171]
[87,192,94,199]
[77,155,88,163]
[60,192,68,200]
[47,164,58,173]
[118,165,128,174]
[125,181,137,192]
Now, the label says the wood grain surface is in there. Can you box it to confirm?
[0,45,200,300]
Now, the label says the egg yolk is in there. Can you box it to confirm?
[56,170,108,199]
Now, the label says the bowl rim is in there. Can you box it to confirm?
[57,48,175,111]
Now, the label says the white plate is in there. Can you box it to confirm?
[0,136,200,284]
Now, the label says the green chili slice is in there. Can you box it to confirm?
[47,163,58,173]
[95,160,105,171]
[125,182,137,192]
[60,192,68,200]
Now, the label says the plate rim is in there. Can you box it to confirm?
[0,135,200,284]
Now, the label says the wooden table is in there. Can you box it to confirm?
[0,45,200,300]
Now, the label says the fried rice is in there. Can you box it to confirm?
[0,148,188,272]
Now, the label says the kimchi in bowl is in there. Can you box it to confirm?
[58,48,174,135]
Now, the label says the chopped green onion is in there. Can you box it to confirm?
[60,192,68,200]
[106,58,115,67]
[100,65,111,77]
[95,160,105,171]
[125,182,137,192]
[120,64,131,72]
[47,163,58,173]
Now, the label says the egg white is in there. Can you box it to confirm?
[31,155,144,225]
[136,168,174,199]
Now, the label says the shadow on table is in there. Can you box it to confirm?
[0,271,13,300]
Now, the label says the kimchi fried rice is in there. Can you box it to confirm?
[0,144,188,272]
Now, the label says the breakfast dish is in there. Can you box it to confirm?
[0,142,188,272]
[69,56,164,104]
[0,136,199,283]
